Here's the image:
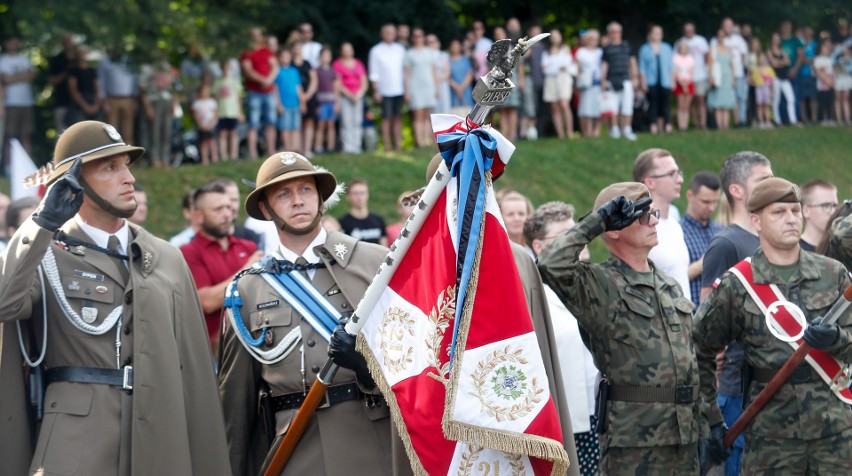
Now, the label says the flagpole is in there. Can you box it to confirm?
[262,34,549,475]
[345,32,549,338]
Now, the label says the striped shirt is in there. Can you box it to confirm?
[680,213,724,307]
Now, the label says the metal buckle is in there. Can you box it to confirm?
[675,385,693,404]
[318,391,331,409]
[122,366,134,391]
[365,394,382,409]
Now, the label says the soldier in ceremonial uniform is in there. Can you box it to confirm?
[0,120,230,475]
[694,178,852,475]
[538,182,721,475]
[218,152,392,476]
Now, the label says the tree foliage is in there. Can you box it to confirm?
[2,0,849,66]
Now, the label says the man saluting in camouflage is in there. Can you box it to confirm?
[694,178,852,475]
[538,182,724,475]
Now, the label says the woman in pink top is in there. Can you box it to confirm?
[672,39,695,131]
[332,42,369,153]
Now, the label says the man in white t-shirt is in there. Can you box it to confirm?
[368,24,406,152]
[299,23,322,69]
[633,148,692,302]
[682,23,709,129]
[0,34,35,169]
[472,21,493,78]
[711,18,749,126]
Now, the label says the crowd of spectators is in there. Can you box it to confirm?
[2,16,851,172]
[3,10,852,475]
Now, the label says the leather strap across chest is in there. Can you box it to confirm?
[728,257,852,404]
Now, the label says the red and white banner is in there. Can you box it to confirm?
[355,117,568,475]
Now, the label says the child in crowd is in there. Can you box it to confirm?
[275,48,304,153]
[213,60,244,160]
[672,39,695,131]
[191,82,219,164]
[813,41,836,125]
[834,44,852,126]
[385,191,415,244]
[314,47,339,154]
[752,53,775,129]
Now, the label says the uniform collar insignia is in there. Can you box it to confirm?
[143,251,153,271]
[333,242,348,260]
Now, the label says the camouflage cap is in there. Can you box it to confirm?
[244,151,337,220]
[747,177,801,212]
[594,182,651,210]
[47,120,145,185]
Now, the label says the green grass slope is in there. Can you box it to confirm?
[3,126,851,243]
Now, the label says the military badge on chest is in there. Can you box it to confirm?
[81,306,99,324]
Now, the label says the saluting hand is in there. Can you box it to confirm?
[597,196,652,231]
[32,157,85,232]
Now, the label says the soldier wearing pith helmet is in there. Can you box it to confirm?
[538,182,721,475]
[0,120,230,475]
[694,177,852,475]
[218,151,394,476]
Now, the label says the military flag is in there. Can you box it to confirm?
[354,115,569,475]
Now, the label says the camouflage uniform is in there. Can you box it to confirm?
[539,212,705,476]
[826,204,852,271]
[693,248,852,475]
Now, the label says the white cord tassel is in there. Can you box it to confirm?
[41,248,123,335]
[16,265,49,367]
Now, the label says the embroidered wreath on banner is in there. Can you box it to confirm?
[469,346,543,422]
[457,446,527,476]
[456,445,483,476]
[379,307,416,375]
[507,453,527,475]
[426,285,456,382]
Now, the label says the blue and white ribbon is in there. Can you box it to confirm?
[436,126,497,362]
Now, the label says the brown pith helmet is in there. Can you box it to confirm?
[46,121,145,185]
[244,152,337,220]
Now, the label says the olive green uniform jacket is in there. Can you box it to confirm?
[0,217,230,476]
[218,231,393,476]
[693,248,852,440]
[537,213,706,453]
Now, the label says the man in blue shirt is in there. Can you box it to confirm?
[681,171,724,308]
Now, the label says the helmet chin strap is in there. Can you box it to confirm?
[79,176,136,219]
[261,196,322,236]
